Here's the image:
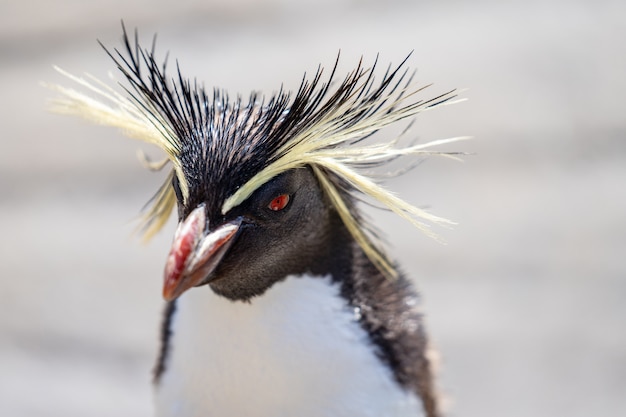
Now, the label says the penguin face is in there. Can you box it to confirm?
[164,167,336,301]
[209,167,336,300]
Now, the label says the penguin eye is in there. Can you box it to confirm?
[268,194,290,211]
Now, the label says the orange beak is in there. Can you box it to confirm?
[162,206,240,301]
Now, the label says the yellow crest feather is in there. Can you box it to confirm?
[45,67,187,238]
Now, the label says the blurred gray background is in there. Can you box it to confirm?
[1,0,624,416]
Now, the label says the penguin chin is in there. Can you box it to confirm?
[206,269,286,302]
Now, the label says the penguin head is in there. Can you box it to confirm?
[48,25,465,302]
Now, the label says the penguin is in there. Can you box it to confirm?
[48,25,465,417]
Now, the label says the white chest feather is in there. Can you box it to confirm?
[155,274,423,417]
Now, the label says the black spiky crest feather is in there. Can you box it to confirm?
[46,24,467,278]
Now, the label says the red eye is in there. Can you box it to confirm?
[268,194,290,211]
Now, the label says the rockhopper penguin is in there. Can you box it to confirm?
[48,26,465,417]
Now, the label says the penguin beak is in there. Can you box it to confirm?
[162,206,241,301]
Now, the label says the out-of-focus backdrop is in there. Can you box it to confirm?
[1,1,624,416]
